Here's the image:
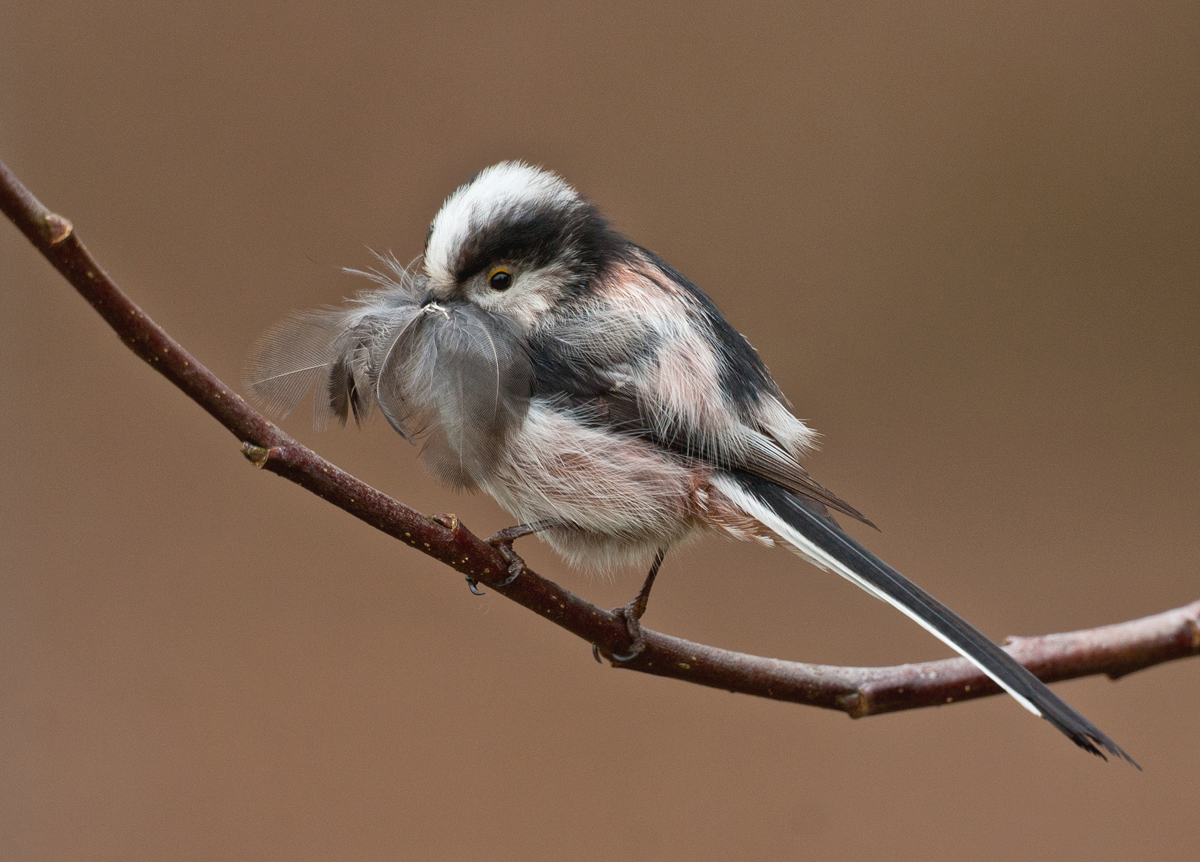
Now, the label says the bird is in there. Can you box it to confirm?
[247,161,1135,765]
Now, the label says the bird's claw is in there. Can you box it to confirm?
[603,549,664,662]
[485,525,535,588]
[431,514,487,595]
[608,603,647,662]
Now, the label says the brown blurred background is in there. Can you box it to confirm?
[2,2,1198,859]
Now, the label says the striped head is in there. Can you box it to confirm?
[420,162,625,327]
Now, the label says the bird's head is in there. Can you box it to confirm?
[420,162,622,328]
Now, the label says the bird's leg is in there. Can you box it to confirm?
[610,549,666,662]
[484,520,558,588]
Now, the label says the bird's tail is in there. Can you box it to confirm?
[712,471,1137,766]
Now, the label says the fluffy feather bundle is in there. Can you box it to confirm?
[246,259,532,490]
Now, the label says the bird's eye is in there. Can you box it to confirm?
[488,268,513,291]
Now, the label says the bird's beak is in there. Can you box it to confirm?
[420,293,451,319]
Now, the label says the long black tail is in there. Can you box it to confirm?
[714,471,1137,766]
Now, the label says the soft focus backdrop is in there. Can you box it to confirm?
[3,3,1198,859]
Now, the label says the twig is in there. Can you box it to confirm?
[3,156,1197,720]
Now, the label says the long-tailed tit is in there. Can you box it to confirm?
[248,162,1133,764]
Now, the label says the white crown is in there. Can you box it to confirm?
[424,162,580,282]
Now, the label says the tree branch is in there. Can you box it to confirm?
[4,156,1197,720]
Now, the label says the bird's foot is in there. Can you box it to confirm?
[484,523,544,587]
[609,600,648,662]
[606,548,666,662]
